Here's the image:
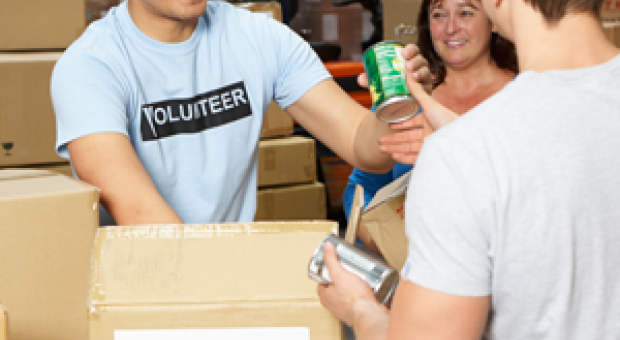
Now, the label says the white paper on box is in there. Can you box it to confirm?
[114,328,310,340]
[322,14,338,42]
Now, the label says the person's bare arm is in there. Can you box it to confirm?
[287,45,431,172]
[286,79,394,173]
[68,132,183,225]
[318,242,490,340]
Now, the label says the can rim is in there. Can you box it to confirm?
[376,96,419,123]
[363,40,405,55]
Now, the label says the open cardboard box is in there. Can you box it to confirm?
[345,171,412,271]
[88,222,343,340]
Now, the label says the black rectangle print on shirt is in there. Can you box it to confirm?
[140,81,252,141]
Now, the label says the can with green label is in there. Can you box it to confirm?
[363,41,419,123]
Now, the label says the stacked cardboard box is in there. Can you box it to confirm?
[290,0,373,61]
[0,0,85,176]
[0,170,99,340]
[383,0,423,45]
[86,0,121,25]
[0,171,341,340]
[602,0,620,23]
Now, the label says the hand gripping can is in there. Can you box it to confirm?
[363,41,419,123]
[308,234,398,305]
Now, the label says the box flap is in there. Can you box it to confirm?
[0,169,95,200]
[365,170,412,211]
[344,184,364,244]
[90,222,337,309]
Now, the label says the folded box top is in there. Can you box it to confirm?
[90,222,337,309]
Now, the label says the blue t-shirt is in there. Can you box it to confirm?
[52,1,330,224]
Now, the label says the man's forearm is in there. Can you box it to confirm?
[353,112,395,173]
[351,299,390,340]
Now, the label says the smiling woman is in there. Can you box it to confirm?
[342,0,518,255]
[417,0,518,89]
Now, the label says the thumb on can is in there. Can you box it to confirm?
[323,241,345,279]
[406,71,435,113]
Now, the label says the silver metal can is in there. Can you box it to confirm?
[308,234,398,305]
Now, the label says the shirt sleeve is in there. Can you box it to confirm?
[401,133,495,297]
[268,19,331,108]
[51,50,129,159]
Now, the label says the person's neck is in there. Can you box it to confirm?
[512,9,618,72]
[443,56,510,93]
[127,0,198,43]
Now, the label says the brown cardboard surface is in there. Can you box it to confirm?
[0,163,73,177]
[603,22,620,47]
[0,0,85,51]
[0,304,6,340]
[261,101,294,138]
[88,222,342,340]
[232,1,283,22]
[255,182,327,221]
[0,53,65,167]
[602,0,620,22]
[258,136,316,187]
[359,171,412,270]
[0,170,99,340]
[383,0,423,45]
[344,184,364,245]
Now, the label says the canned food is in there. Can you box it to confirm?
[308,234,398,305]
[363,41,419,123]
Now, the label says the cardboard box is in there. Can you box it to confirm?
[0,53,65,167]
[261,101,294,138]
[348,171,411,270]
[258,136,316,187]
[88,222,342,340]
[290,7,369,60]
[256,182,327,221]
[1,304,6,340]
[0,163,73,177]
[232,1,283,22]
[603,22,620,47]
[0,0,85,51]
[382,0,423,45]
[0,169,99,340]
[602,0,620,22]
[87,0,121,25]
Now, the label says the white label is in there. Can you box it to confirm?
[322,14,338,42]
[115,328,310,340]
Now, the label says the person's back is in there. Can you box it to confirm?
[403,59,620,339]
[316,1,620,339]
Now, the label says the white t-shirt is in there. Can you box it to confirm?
[52,1,330,224]
[402,55,620,339]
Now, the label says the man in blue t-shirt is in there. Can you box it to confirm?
[52,0,430,225]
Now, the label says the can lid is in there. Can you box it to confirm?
[377,97,419,123]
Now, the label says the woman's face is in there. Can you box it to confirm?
[428,0,494,69]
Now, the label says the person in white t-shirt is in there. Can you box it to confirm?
[318,0,620,339]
